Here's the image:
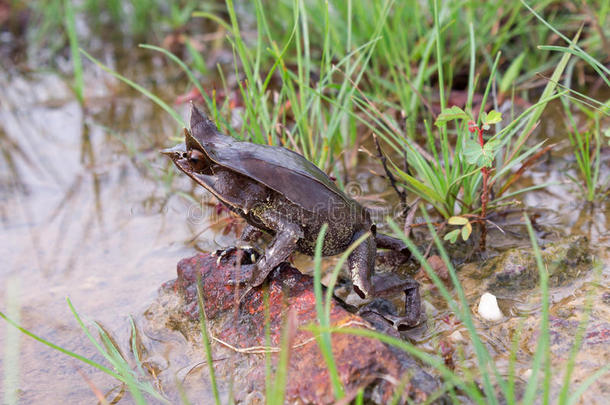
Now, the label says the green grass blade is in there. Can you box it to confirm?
[2,278,21,405]
[521,214,551,404]
[64,0,83,103]
[312,223,344,399]
[196,280,221,405]
[80,49,184,126]
[0,307,116,380]
[567,364,610,405]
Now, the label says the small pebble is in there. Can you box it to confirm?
[448,330,465,343]
[522,369,533,379]
[477,292,503,321]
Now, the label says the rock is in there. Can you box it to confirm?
[477,292,503,321]
[479,236,592,294]
[159,251,441,404]
[418,255,450,284]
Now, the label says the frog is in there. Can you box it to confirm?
[162,104,421,326]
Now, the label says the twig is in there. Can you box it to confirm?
[209,319,373,354]
[498,143,555,195]
[403,197,421,238]
[373,134,408,210]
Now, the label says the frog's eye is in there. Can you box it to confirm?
[187,149,207,171]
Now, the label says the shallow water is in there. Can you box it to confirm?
[1,30,609,405]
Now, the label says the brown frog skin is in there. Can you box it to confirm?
[162,104,421,325]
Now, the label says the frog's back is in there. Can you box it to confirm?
[189,105,363,215]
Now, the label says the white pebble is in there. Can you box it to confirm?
[477,292,504,321]
[522,369,533,379]
[448,330,465,343]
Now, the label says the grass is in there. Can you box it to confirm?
[561,96,606,201]
[2,214,607,403]
[64,0,84,103]
[0,298,169,404]
[2,278,20,405]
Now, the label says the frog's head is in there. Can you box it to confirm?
[161,104,226,176]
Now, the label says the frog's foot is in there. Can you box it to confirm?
[359,296,421,331]
[369,274,422,328]
[213,246,261,267]
[371,273,418,296]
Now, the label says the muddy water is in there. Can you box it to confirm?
[1,47,609,405]
[0,50,238,402]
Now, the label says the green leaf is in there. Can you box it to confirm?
[435,106,470,127]
[448,216,469,225]
[443,229,460,243]
[461,222,472,241]
[463,138,499,168]
[484,110,502,125]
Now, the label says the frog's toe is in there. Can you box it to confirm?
[239,247,261,265]
[214,246,261,266]
[213,246,238,265]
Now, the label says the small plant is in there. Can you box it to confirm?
[562,99,605,202]
[385,8,581,250]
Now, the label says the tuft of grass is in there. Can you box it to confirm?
[561,96,606,201]
[0,298,169,404]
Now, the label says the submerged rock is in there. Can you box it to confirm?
[477,236,592,294]
[153,251,441,404]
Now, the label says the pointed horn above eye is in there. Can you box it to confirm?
[190,102,219,141]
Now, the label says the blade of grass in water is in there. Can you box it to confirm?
[270,309,297,405]
[80,49,184,126]
[196,279,221,405]
[0,307,119,380]
[1,298,168,403]
[64,0,83,103]
[558,261,603,405]
[67,298,165,404]
[2,278,21,405]
[521,214,551,404]
[138,44,213,116]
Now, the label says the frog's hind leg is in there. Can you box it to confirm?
[348,229,376,298]
[375,233,411,258]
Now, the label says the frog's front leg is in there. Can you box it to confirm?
[229,211,303,287]
[249,216,303,286]
[240,224,263,245]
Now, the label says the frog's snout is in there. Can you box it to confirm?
[160,143,187,160]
